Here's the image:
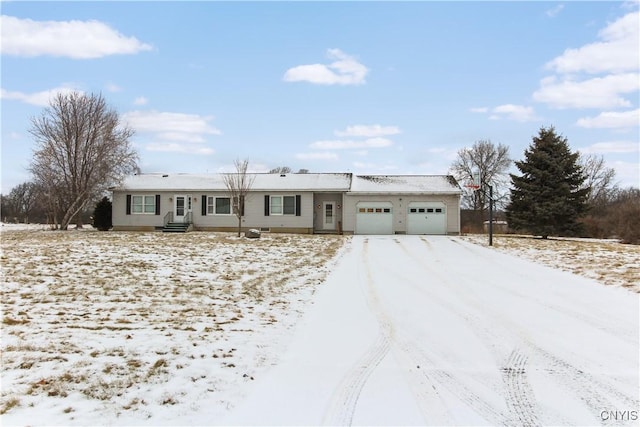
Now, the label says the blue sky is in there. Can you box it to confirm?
[2,1,639,194]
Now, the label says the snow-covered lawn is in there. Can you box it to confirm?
[1,229,344,425]
[1,229,638,425]
[462,234,640,293]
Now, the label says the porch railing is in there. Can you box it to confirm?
[184,211,193,224]
[163,211,173,226]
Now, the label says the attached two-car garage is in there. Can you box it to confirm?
[354,201,448,235]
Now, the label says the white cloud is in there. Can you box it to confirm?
[133,96,148,106]
[334,124,401,137]
[353,161,398,171]
[295,152,339,160]
[310,137,393,150]
[610,160,640,188]
[545,11,639,74]
[546,4,565,18]
[146,143,214,155]
[283,49,368,85]
[579,141,639,154]
[123,110,221,144]
[576,109,640,129]
[0,85,81,106]
[106,83,122,92]
[489,104,539,122]
[469,107,489,113]
[0,15,153,59]
[533,73,639,109]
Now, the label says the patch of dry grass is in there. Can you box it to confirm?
[463,234,639,292]
[0,229,347,417]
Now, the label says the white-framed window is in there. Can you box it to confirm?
[207,196,232,215]
[132,195,156,214]
[270,195,295,215]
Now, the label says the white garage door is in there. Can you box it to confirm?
[355,202,393,235]
[407,202,447,235]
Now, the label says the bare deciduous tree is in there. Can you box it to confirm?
[450,140,511,212]
[223,158,255,237]
[6,182,41,223]
[579,153,616,208]
[269,166,292,174]
[29,92,139,230]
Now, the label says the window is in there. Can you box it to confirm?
[270,196,296,215]
[358,206,392,214]
[436,208,444,213]
[216,198,231,215]
[207,197,231,215]
[132,195,156,214]
[270,196,282,215]
[283,196,295,215]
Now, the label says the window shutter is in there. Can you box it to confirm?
[295,195,301,216]
[264,195,270,216]
[126,195,131,215]
[155,195,161,215]
[202,195,207,216]
[240,195,245,217]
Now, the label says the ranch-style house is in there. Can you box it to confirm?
[110,173,462,235]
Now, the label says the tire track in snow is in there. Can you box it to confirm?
[325,239,512,425]
[395,237,543,425]
[324,237,458,426]
[502,349,541,427]
[394,333,513,426]
[391,238,528,425]
[532,345,639,424]
[450,238,638,344]
[421,237,638,423]
[322,330,391,426]
[322,238,393,426]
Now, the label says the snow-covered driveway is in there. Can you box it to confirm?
[224,235,639,426]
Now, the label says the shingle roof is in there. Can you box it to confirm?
[349,175,461,194]
[112,173,461,194]
[113,173,352,192]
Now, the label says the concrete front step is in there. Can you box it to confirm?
[162,222,191,233]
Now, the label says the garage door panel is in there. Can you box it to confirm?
[355,202,393,235]
[407,202,446,235]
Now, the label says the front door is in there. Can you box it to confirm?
[174,195,187,223]
[323,201,335,230]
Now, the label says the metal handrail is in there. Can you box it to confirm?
[163,211,173,226]
[184,211,193,224]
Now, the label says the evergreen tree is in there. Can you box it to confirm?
[93,197,113,231]
[506,126,589,238]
